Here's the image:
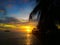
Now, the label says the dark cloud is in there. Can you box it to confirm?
[0,17,20,23]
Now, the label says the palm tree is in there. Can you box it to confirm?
[29,0,49,20]
[29,0,58,32]
[29,0,59,45]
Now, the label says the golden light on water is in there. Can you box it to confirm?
[0,21,37,32]
[20,25,35,33]
[26,33,32,45]
[26,29,31,33]
[0,22,38,45]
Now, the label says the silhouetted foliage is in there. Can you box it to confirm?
[29,0,60,32]
[29,0,60,45]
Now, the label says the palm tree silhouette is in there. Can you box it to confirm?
[29,0,60,45]
[29,0,58,32]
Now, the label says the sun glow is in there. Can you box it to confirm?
[20,25,34,33]
[0,21,37,33]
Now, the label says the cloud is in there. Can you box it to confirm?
[0,17,20,24]
[7,4,12,8]
[24,0,29,3]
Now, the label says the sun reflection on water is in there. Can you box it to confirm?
[26,33,32,45]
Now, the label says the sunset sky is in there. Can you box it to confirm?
[0,0,36,20]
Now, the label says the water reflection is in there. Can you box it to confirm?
[24,33,40,45]
[26,33,32,45]
[12,31,40,45]
[0,30,41,45]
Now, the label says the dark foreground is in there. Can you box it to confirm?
[0,30,41,45]
[0,30,60,45]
